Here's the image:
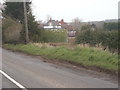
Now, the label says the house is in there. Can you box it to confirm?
[44,19,62,30]
[59,19,76,37]
[59,19,67,29]
[44,19,76,37]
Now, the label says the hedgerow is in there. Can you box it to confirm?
[76,30,118,53]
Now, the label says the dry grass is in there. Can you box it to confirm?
[33,43,54,48]
[33,43,113,53]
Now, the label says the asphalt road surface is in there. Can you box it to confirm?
[1,48,118,88]
[2,75,18,88]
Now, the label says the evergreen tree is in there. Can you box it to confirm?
[3,1,42,43]
[28,12,42,42]
[3,2,31,23]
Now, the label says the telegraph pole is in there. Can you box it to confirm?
[23,0,29,44]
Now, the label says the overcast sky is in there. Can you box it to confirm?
[31,0,119,22]
[1,0,119,22]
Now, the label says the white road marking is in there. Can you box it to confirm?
[0,70,26,89]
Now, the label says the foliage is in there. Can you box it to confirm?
[104,22,118,30]
[3,2,31,23]
[81,23,97,31]
[4,44,119,71]
[2,17,22,43]
[3,1,42,43]
[76,30,118,52]
[20,12,42,42]
[40,30,67,43]
[81,24,92,30]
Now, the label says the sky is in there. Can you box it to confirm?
[0,0,119,22]
[31,0,119,22]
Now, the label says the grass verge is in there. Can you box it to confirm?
[3,44,119,75]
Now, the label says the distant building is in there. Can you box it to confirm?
[44,19,62,30]
[105,19,118,23]
[60,19,76,37]
[43,19,76,37]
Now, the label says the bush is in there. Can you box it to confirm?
[104,22,118,31]
[76,30,99,46]
[2,17,22,43]
[40,30,67,43]
[76,30,118,52]
[81,24,92,30]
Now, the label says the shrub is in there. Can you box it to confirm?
[40,29,67,43]
[81,24,92,30]
[76,30,118,52]
[2,17,22,43]
[104,22,118,31]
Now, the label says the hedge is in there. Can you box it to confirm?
[76,30,118,52]
[40,29,67,43]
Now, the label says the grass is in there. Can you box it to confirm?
[3,44,119,72]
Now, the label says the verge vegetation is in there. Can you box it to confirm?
[3,43,119,75]
[76,30,118,53]
[40,30,67,43]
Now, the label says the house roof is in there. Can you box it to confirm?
[59,19,67,25]
[47,20,60,26]
[44,19,75,31]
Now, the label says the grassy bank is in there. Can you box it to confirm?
[3,44,119,73]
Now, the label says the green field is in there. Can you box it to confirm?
[3,44,119,72]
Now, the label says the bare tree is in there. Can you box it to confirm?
[71,17,82,31]
[46,14,52,22]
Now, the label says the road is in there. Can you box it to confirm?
[1,48,118,88]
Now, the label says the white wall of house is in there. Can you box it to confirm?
[44,26,53,29]
[56,26,61,29]
[44,26,62,29]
